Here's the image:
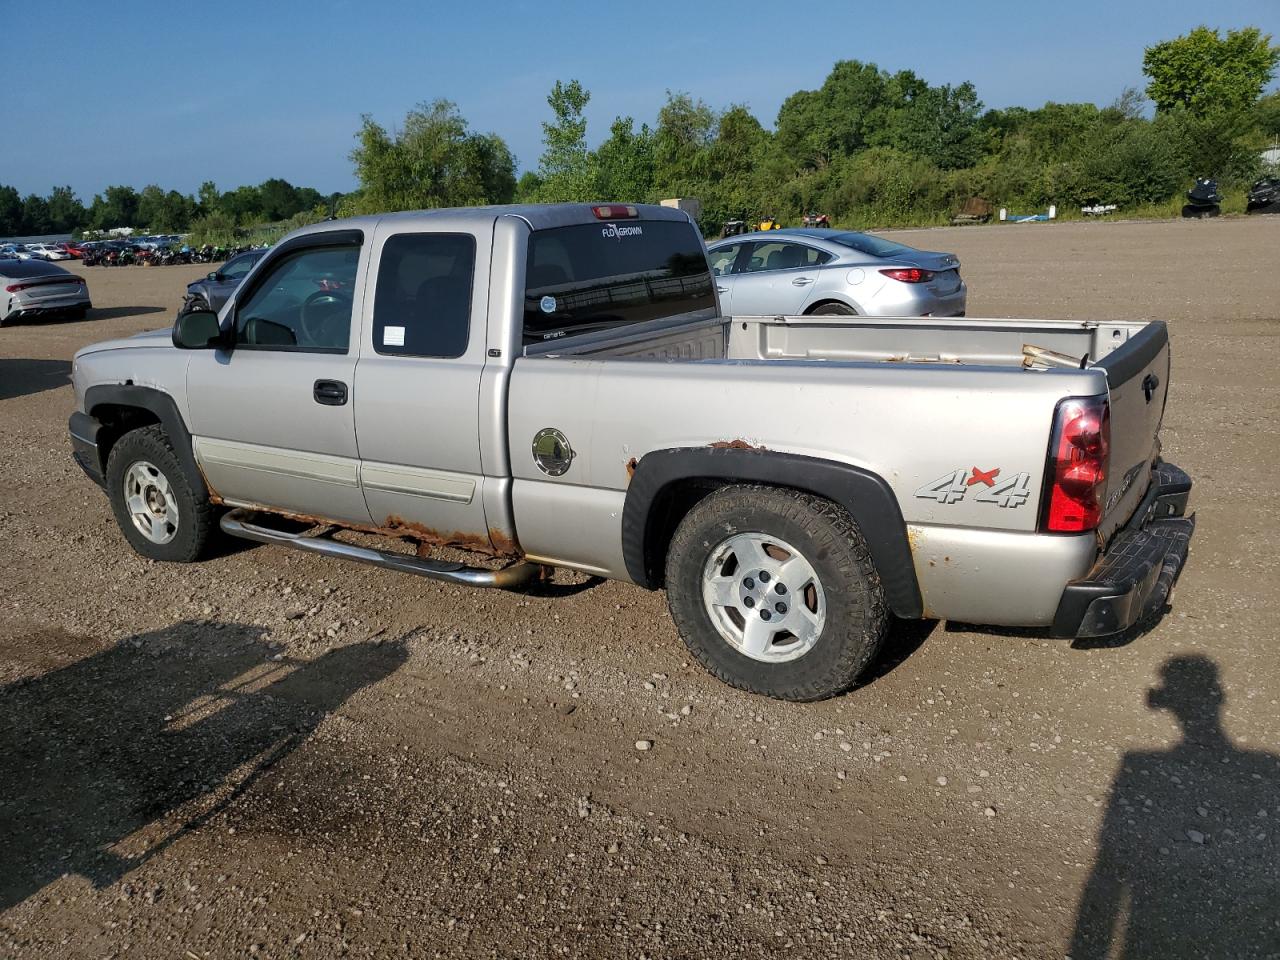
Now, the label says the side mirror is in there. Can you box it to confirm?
[207,271,220,281]
[172,309,227,350]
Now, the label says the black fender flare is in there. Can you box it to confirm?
[621,447,923,619]
[84,384,204,491]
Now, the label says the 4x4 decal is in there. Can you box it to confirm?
[915,466,1031,508]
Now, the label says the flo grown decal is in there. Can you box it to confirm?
[600,222,644,240]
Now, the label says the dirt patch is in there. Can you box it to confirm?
[2,220,1279,958]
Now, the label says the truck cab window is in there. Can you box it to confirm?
[523,220,716,347]
[235,244,359,353]
[372,233,475,358]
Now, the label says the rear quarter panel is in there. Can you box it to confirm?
[506,356,1105,594]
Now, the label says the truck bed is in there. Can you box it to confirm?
[539,314,1150,369]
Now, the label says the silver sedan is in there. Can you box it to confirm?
[1,259,92,325]
[706,228,966,318]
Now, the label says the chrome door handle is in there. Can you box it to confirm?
[717,285,728,294]
[791,277,815,286]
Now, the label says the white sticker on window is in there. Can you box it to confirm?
[383,325,406,347]
[540,295,557,314]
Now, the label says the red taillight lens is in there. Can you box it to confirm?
[592,204,638,219]
[879,267,934,283]
[1040,396,1110,532]
[5,276,82,293]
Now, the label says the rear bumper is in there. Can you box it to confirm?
[69,411,106,488]
[1051,461,1195,638]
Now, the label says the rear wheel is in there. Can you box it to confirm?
[106,425,214,562]
[808,300,857,317]
[665,485,888,701]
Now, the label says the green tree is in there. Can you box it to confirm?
[533,80,595,202]
[348,99,516,214]
[20,195,52,235]
[593,117,655,202]
[138,185,196,231]
[197,181,221,216]
[653,91,718,194]
[1144,26,1280,114]
[0,185,24,235]
[88,186,140,231]
[46,186,87,233]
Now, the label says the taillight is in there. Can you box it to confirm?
[879,267,934,283]
[4,276,82,293]
[1040,395,1110,532]
[592,204,638,219]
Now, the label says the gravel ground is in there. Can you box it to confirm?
[1,216,1278,959]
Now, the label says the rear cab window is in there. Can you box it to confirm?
[372,233,475,358]
[522,219,716,348]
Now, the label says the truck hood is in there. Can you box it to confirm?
[74,325,175,358]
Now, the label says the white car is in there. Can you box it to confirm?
[25,243,71,261]
[0,259,91,325]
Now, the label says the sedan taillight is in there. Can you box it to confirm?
[879,267,934,283]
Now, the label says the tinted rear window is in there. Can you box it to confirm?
[523,220,715,347]
[827,232,915,259]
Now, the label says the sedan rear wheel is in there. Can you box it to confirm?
[808,300,857,316]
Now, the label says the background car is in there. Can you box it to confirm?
[0,244,35,260]
[182,248,265,313]
[25,242,72,261]
[0,259,91,325]
[706,228,966,318]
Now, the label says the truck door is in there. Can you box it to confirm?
[186,231,372,525]
[352,225,494,550]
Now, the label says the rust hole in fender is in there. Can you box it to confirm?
[625,457,638,481]
[709,439,767,451]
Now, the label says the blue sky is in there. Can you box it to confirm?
[6,0,1279,200]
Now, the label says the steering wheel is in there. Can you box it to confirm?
[299,290,352,347]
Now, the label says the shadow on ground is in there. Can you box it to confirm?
[88,306,168,322]
[0,621,407,912]
[1069,655,1280,958]
[0,359,71,401]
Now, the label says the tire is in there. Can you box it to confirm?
[181,297,210,315]
[105,425,214,563]
[808,300,857,317]
[665,484,888,701]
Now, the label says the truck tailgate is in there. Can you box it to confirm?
[1094,322,1171,543]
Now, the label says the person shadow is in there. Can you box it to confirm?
[0,621,407,912]
[1069,655,1280,958]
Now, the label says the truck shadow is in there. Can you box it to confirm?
[1068,655,1280,958]
[0,358,71,401]
[0,621,407,912]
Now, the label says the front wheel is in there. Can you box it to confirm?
[665,485,888,701]
[105,425,215,562]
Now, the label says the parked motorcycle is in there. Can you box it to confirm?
[1182,177,1222,218]
[802,212,831,229]
[757,216,782,231]
[1246,177,1280,214]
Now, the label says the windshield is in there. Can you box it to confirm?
[523,220,715,347]
[826,232,917,259]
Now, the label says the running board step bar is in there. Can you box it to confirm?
[219,508,547,590]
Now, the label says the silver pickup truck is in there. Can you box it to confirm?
[69,203,1194,701]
